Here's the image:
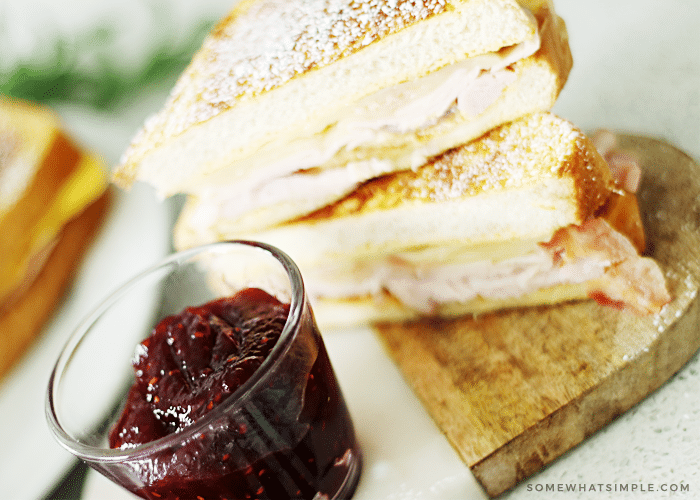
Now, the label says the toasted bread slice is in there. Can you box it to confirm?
[0,97,109,310]
[177,112,613,263]
[114,0,564,197]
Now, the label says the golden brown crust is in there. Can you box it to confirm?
[558,131,616,224]
[0,97,110,378]
[168,3,574,248]
[534,6,572,102]
[0,191,111,380]
[295,112,614,224]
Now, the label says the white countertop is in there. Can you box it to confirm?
[511,1,700,498]
[0,1,698,499]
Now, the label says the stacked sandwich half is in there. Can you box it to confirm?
[115,0,669,327]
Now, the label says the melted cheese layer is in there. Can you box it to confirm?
[305,218,670,316]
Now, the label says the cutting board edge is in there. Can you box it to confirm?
[470,291,700,497]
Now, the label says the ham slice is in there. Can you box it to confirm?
[306,214,670,317]
[592,129,642,193]
[542,218,670,315]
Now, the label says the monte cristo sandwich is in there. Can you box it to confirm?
[175,112,670,326]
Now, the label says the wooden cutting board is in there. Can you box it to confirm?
[374,135,700,497]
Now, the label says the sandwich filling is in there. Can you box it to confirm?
[305,216,669,316]
[186,12,542,234]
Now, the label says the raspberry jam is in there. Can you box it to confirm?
[109,288,360,500]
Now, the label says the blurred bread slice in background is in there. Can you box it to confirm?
[0,96,110,379]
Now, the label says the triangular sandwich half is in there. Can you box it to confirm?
[174,112,670,326]
[114,0,572,231]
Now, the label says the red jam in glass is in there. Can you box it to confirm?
[109,288,359,500]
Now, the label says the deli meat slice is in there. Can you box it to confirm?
[592,129,643,193]
[542,218,671,315]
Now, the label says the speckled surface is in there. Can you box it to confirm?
[509,0,700,497]
[504,353,700,499]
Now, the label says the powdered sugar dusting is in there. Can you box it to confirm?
[168,0,447,133]
[202,0,445,101]
[299,113,595,220]
[400,112,586,202]
[118,0,449,176]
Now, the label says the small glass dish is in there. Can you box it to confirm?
[46,240,362,500]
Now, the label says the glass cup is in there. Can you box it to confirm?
[46,240,362,500]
